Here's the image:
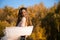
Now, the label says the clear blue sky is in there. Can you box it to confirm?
[0,0,59,8]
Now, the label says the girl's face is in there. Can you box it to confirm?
[22,9,27,17]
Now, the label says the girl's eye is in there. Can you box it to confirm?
[23,12,26,13]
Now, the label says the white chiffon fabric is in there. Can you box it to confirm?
[1,26,33,40]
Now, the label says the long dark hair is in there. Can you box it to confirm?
[16,7,27,26]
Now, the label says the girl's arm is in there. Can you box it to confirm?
[18,17,27,27]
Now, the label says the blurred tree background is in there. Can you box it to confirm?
[0,2,60,40]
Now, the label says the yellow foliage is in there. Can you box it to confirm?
[0,2,60,40]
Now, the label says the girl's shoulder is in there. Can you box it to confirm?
[22,17,26,21]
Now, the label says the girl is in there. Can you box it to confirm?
[16,7,32,40]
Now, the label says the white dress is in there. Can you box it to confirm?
[17,17,27,39]
[17,17,27,27]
